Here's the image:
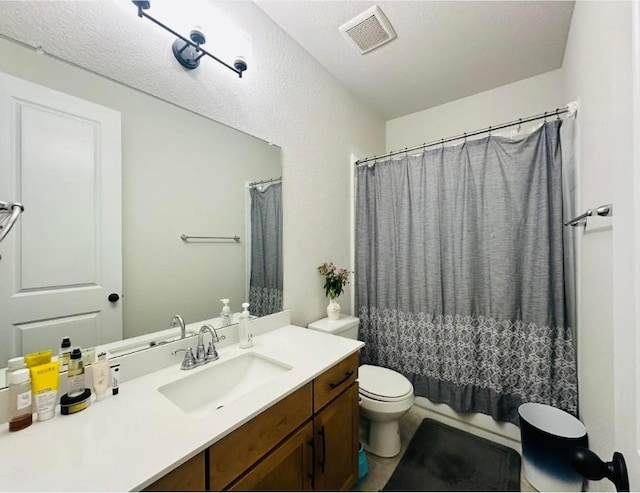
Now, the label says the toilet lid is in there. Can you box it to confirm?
[358,365,413,400]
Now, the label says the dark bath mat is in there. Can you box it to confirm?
[382,418,521,492]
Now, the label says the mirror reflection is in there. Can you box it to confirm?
[0,35,283,385]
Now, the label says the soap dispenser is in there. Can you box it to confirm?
[238,302,253,349]
[220,299,233,327]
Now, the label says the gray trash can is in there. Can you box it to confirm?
[519,403,587,491]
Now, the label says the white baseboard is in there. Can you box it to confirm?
[414,396,522,454]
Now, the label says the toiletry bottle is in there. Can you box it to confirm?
[220,298,233,327]
[8,368,32,432]
[30,360,60,421]
[110,362,120,396]
[59,337,72,371]
[67,348,85,398]
[6,356,26,386]
[92,352,110,401]
[7,356,26,373]
[238,302,253,349]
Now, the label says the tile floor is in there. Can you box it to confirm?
[352,405,536,492]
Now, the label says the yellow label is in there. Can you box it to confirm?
[30,360,60,394]
[67,400,88,414]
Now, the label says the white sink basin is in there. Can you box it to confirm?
[158,352,292,417]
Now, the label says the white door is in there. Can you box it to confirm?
[0,71,122,366]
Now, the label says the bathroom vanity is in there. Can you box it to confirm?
[145,352,359,491]
[0,316,363,492]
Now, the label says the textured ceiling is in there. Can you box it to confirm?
[255,1,575,119]
[0,1,574,122]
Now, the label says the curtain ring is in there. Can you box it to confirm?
[488,125,492,136]
[517,118,522,132]
[441,138,445,148]
[556,108,561,120]
[404,147,408,157]
[543,111,547,122]
[463,132,467,143]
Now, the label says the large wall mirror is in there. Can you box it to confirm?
[0,35,282,385]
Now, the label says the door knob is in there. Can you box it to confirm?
[108,293,120,303]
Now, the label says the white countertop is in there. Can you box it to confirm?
[0,325,364,492]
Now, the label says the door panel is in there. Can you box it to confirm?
[20,103,99,289]
[228,422,313,492]
[313,384,359,491]
[0,71,122,365]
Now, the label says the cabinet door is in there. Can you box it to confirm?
[228,422,314,492]
[313,383,359,491]
[143,452,205,492]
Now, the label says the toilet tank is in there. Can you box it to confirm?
[308,315,360,339]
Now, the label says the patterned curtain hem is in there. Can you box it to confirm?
[358,306,578,425]
[249,286,283,318]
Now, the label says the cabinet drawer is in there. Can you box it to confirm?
[313,352,359,413]
[209,382,312,491]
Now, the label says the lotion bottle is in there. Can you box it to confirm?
[238,302,253,349]
[220,299,233,327]
[92,352,110,401]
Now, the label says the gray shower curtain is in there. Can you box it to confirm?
[355,120,577,424]
[249,183,283,317]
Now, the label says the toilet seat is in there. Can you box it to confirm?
[359,365,413,402]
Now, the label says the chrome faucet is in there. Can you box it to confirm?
[195,324,225,366]
[170,314,186,339]
[171,323,226,370]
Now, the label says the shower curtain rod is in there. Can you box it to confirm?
[248,176,282,188]
[355,105,570,166]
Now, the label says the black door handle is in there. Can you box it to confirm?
[318,426,326,474]
[306,438,315,483]
[329,370,354,390]
[108,293,120,303]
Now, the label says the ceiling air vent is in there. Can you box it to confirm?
[339,5,397,55]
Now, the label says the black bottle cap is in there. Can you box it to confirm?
[61,337,71,349]
[70,348,82,360]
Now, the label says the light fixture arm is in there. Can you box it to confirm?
[131,1,247,78]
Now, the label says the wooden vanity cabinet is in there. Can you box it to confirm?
[143,452,206,492]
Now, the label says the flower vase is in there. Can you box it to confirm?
[327,298,341,321]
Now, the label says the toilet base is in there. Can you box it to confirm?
[362,419,402,458]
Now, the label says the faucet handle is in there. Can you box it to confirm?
[206,341,219,362]
[172,347,197,370]
[211,327,225,343]
[195,342,207,365]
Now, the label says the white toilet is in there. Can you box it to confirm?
[308,315,414,458]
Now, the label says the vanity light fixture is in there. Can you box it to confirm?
[131,1,248,78]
